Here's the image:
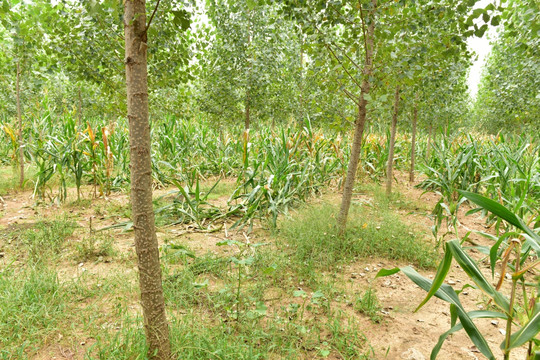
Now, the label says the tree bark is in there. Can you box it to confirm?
[386,84,400,196]
[299,37,304,128]
[409,94,418,183]
[427,123,433,159]
[78,86,82,128]
[16,61,24,189]
[123,1,171,359]
[337,0,376,237]
[245,15,253,133]
[244,98,250,131]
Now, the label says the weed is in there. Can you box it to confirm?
[8,218,77,263]
[0,265,66,357]
[280,202,437,270]
[74,232,115,262]
[354,288,383,323]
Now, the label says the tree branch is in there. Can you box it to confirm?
[359,0,369,65]
[324,42,363,90]
[145,0,162,33]
[330,40,363,71]
[342,87,361,107]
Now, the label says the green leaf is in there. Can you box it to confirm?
[459,191,540,249]
[432,311,507,359]
[193,279,209,289]
[254,301,267,316]
[475,24,488,37]
[375,268,400,278]
[172,10,190,31]
[471,8,485,19]
[246,0,257,10]
[415,244,453,312]
[491,15,500,26]
[320,349,330,357]
[447,240,510,312]
[504,305,540,350]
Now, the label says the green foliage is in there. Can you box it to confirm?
[0,265,66,358]
[280,201,437,270]
[199,1,303,126]
[354,288,383,323]
[3,218,76,264]
[474,0,540,133]
[418,132,540,241]
[74,232,115,262]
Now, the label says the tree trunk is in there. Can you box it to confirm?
[16,61,24,189]
[299,37,304,128]
[245,16,253,134]
[123,1,171,359]
[78,86,82,128]
[427,123,433,159]
[337,1,376,237]
[244,98,250,132]
[386,84,400,196]
[409,95,418,183]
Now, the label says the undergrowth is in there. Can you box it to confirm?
[279,201,438,270]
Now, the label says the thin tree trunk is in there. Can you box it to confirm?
[16,61,24,189]
[427,123,433,159]
[409,94,418,183]
[123,1,171,359]
[337,0,376,237]
[78,86,82,128]
[245,15,253,134]
[244,98,250,131]
[386,84,400,196]
[299,37,304,128]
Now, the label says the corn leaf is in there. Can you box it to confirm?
[415,244,453,312]
[503,305,540,350]
[447,240,510,312]
[432,310,507,360]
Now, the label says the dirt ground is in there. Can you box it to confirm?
[0,173,531,360]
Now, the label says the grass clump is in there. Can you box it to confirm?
[0,265,66,357]
[74,232,115,262]
[280,202,437,269]
[5,218,77,263]
[0,166,36,196]
[354,288,383,323]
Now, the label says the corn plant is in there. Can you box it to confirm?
[67,135,86,201]
[155,175,224,229]
[377,191,540,360]
[226,124,345,228]
[480,137,540,233]
[2,123,19,164]
[29,140,56,200]
[418,138,480,243]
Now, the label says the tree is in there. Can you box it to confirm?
[474,0,539,133]
[199,0,301,130]
[124,1,171,358]
[0,0,49,188]
[286,0,479,234]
